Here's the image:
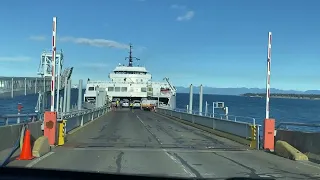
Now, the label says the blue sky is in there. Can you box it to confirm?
[0,0,319,91]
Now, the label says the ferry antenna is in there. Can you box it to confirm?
[125,43,140,67]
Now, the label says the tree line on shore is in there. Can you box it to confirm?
[242,93,320,98]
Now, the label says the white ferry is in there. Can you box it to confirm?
[83,44,176,109]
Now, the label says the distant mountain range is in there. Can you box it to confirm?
[175,86,320,95]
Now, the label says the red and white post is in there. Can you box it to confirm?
[265,32,272,119]
[263,32,275,151]
[51,17,57,112]
[45,17,58,146]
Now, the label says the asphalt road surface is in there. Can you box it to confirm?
[9,109,320,179]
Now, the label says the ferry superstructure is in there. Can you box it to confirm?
[83,44,176,109]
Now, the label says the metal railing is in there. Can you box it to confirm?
[0,76,68,98]
[276,122,320,132]
[175,108,257,125]
[0,113,39,126]
[1,106,109,132]
[62,106,109,133]
[88,81,148,85]
[157,107,261,149]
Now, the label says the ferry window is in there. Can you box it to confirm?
[108,87,114,91]
[141,87,146,92]
[121,87,127,92]
[115,87,120,92]
[141,79,143,82]
[88,87,94,91]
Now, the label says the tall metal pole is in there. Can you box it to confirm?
[63,78,67,113]
[265,32,272,119]
[56,52,61,112]
[43,77,46,111]
[50,17,57,112]
[212,102,215,118]
[77,79,83,110]
[66,79,71,112]
[189,84,193,114]
[199,84,203,116]
[59,96,63,114]
[205,101,208,116]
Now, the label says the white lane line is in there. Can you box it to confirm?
[163,149,196,177]
[136,115,162,144]
[258,175,271,178]
[26,152,55,167]
[298,161,320,170]
[136,115,195,177]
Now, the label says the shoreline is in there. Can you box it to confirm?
[243,95,320,100]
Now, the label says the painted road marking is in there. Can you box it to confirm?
[163,149,196,177]
[136,115,162,144]
[298,161,320,170]
[26,152,55,167]
[135,114,197,177]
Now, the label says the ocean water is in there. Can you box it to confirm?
[1,91,320,131]
[0,89,80,125]
[0,89,80,115]
[177,93,320,132]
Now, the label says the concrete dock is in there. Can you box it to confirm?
[8,109,320,179]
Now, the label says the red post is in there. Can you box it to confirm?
[17,103,23,112]
[263,118,275,151]
[44,111,57,145]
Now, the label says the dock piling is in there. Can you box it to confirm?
[77,79,83,110]
[199,84,203,116]
[189,84,193,114]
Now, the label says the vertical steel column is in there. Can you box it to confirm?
[35,78,37,94]
[189,84,193,114]
[63,78,68,113]
[199,84,203,116]
[11,78,13,98]
[56,53,61,112]
[77,79,83,110]
[66,79,71,112]
[24,78,27,95]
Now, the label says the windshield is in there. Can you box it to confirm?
[1,1,320,179]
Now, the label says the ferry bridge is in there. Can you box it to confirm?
[0,17,320,179]
[2,107,320,179]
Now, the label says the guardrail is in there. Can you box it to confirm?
[175,108,257,125]
[0,106,109,156]
[61,106,109,133]
[0,114,39,126]
[157,108,261,149]
[275,122,320,160]
[276,122,320,132]
[0,107,88,126]
[1,106,109,133]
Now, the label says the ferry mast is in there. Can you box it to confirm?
[125,44,140,67]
